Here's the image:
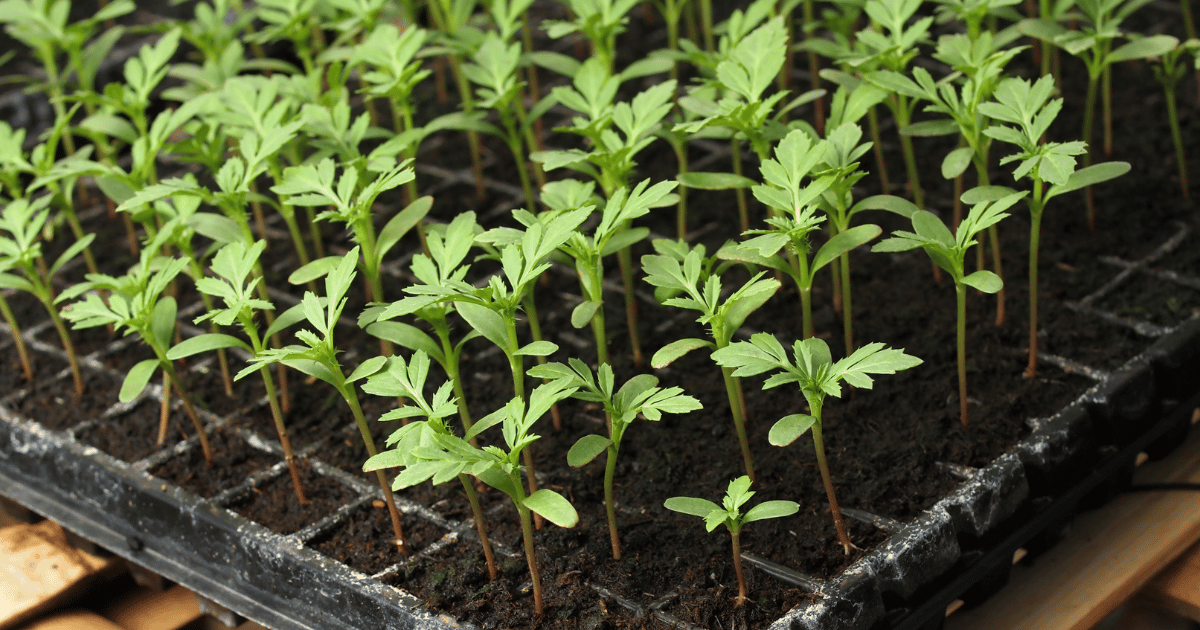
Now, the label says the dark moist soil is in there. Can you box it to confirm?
[150,428,278,498]
[5,1,1200,627]
[14,367,120,432]
[77,399,190,463]
[229,458,357,536]
[311,501,448,576]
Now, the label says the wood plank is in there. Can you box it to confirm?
[0,521,116,630]
[945,414,1200,630]
[18,610,124,630]
[1142,538,1200,623]
[99,584,203,630]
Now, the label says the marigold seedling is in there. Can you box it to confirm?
[665,476,798,607]
[529,358,701,559]
[713,334,921,553]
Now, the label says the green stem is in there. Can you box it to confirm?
[795,249,814,340]
[0,295,33,382]
[45,300,83,398]
[522,294,560,430]
[955,283,968,427]
[839,248,854,357]
[716,336,755,483]
[671,136,689,240]
[162,362,213,465]
[459,474,497,579]
[1026,187,1045,378]
[975,160,1005,326]
[504,316,542,526]
[1082,71,1099,231]
[617,244,643,367]
[345,386,407,549]
[731,140,750,233]
[511,476,546,615]
[261,364,307,504]
[699,0,714,51]
[1165,85,1189,198]
[895,96,924,210]
[1102,64,1112,157]
[731,527,747,607]
[604,445,620,559]
[867,106,890,194]
[810,415,851,554]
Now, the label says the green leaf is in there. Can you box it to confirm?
[1045,162,1130,201]
[567,434,613,467]
[742,500,800,524]
[1108,34,1179,63]
[456,302,510,352]
[347,355,388,382]
[962,270,1003,294]
[571,301,602,329]
[523,489,578,528]
[288,256,341,285]
[664,496,721,518]
[851,194,919,218]
[167,334,250,360]
[515,340,558,356]
[151,297,176,351]
[812,225,881,273]
[651,338,714,368]
[768,413,817,446]
[942,146,974,179]
[902,119,959,137]
[377,196,432,262]
[365,322,444,362]
[677,172,756,190]
[961,185,1020,204]
[121,359,159,402]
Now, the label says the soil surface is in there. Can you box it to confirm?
[2,1,1199,628]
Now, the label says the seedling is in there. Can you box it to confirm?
[166,240,308,504]
[642,240,780,482]
[60,250,214,464]
[1019,1,1175,228]
[375,380,580,615]
[528,359,701,559]
[362,350,498,580]
[664,476,798,606]
[550,180,676,365]
[0,197,94,397]
[239,248,407,549]
[873,191,1024,426]
[979,75,1129,376]
[712,334,921,553]
[717,129,878,341]
[1152,37,1197,198]
[365,212,482,436]
[544,0,639,74]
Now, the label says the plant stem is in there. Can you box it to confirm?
[975,161,1005,326]
[731,139,750,233]
[617,245,643,367]
[163,363,213,465]
[159,367,172,445]
[804,0,825,136]
[45,301,83,398]
[512,477,545,614]
[867,106,891,195]
[1082,71,1099,231]
[731,527,748,607]
[459,473,497,579]
[699,0,714,51]
[955,283,969,427]
[505,316,543,528]
[810,416,850,554]
[1165,84,1189,198]
[1026,193,1045,378]
[796,252,814,340]
[895,101,925,210]
[1102,64,1112,157]
[0,295,32,382]
[717,336,755,482]
[839,248,854,357]
[671,136,689,240]
[262,364,307,504]
[604,445,621,559]
[522,295,561,430]
[345,387,407,549]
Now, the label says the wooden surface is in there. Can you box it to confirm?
[0,521,118,630]
[945,413,1200,630]
[99,584,203,630]
[1142,538,1200,623]
[18,611,124,630]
